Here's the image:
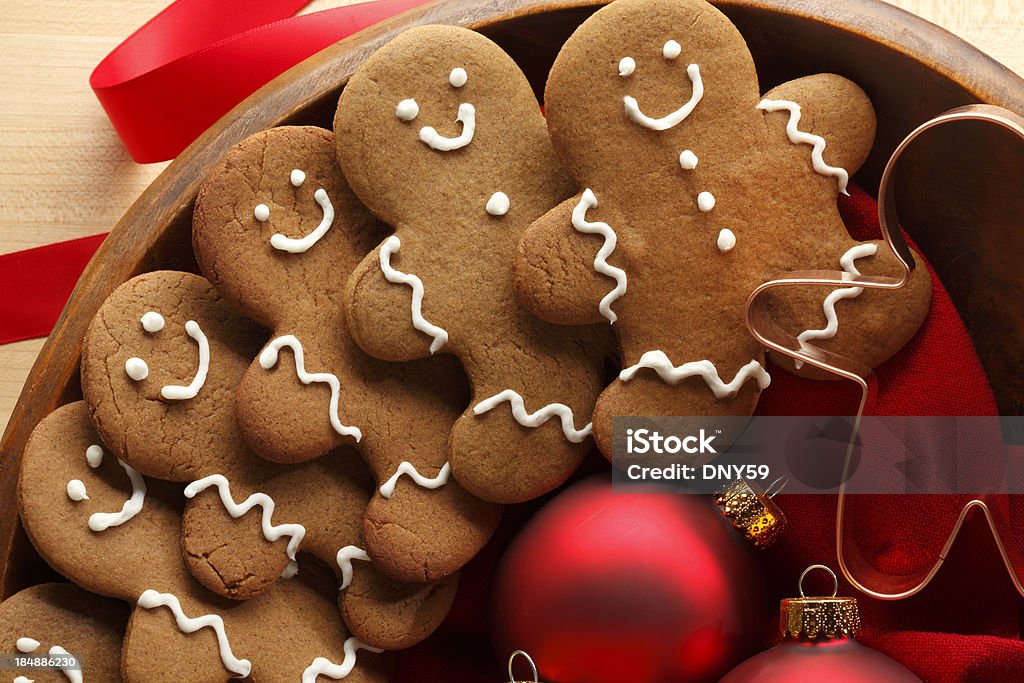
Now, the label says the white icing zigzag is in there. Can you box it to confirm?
[793,243,878,368]
[624,64,704,131]
[757,98,850,195]
[161,320,210,401]
[572,189,628,324]
[335,545,371,590]
[419,102,476,151]
[301,636,385,682]
[270,187,335,254]
[259,335,363,441]
[185,475,305,569]
[379,461,451,499]
[378,236,449,353]
[620,351,771,399]
[473,389,592,443]
[137,590,252,678]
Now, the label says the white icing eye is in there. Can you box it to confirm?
[679,150,698,170]
[618,57,636,77]
[395,98,419,121]
[290,169,306,187]
[486,192,510,216]
[449,67,468,88]
[254,204,270,222]
[140,311,165,333]
[717,228,737,253]
[663,40,682,60]
[16,638,39,653]
[125,357,149,381]
[67,479,89,501]
[697,191,716,213]
[86,444,104,468]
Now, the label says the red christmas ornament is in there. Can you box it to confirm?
[720,565,922,683]
[493,477,773,683]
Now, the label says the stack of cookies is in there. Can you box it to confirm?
[9,0,930,679]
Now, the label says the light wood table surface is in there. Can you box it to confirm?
[1,0,1023,437]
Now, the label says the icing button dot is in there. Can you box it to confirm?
[618,57,636,77]
[290,169,306,187]
[125,357,149,382]
[449,67,468,88]
[663,40,682,60]
[254,204,270,222]
[697,191,716,213]
[717,228,737,253]
[395,98,419,121]
[486,192,510,216]
[679,150,698,170]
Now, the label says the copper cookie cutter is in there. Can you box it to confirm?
[745,104,1024,599]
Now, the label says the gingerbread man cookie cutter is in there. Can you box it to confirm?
[745,103,1024,599]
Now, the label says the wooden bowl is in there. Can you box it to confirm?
[3,0,1023,597]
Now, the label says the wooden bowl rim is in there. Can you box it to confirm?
[3,0,1023,588]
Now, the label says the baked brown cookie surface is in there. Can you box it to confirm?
[192,125,501,584]
[336,25,613,505]
[78,270,456,649]
[17,401,391,681]
[514,0,930,455]
[0,583,127,683]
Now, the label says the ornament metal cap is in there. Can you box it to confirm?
[714,477,787,548]
[780,565,861,640]
[508,649,540,683]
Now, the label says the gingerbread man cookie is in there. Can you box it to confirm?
[18,401,390,681]
[192,125,502,582]
[514,0,930,455]
[79,270,457,650]
[335,25,613,505]
[0,583,127,683]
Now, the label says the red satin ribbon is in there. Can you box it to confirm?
[91,0,431,163]
[1,0,432,346]
[0,234,107,345]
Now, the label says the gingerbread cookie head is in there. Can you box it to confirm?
[337,25,613,504]
[17,401,390,681]
[515,0,930,456]
[0,583,127,682]
[194,125,501,585]
[81,270,265,483]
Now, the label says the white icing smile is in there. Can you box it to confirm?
[419,102,476,151]
[269,187,335,254]
[160,320,210,401]
[624,63,704,131]
[78,444,147,532]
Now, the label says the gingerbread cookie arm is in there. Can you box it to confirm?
[340,564,459,650]
[759,74,877,190]
[515,193,628,326]
[767,239,932,379]
[344,242,451,362]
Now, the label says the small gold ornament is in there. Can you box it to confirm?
[715,476,788,548]
[780,564,861,639]
[507,649,540,682]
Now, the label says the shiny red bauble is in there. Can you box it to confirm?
[719,637,922,682]
[492,478,766,683]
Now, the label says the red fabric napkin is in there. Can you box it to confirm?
[393,186,1022,682]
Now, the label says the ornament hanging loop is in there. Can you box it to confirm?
[764,474,789,498]
[799,564,838,598]
[508,649,539,682]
